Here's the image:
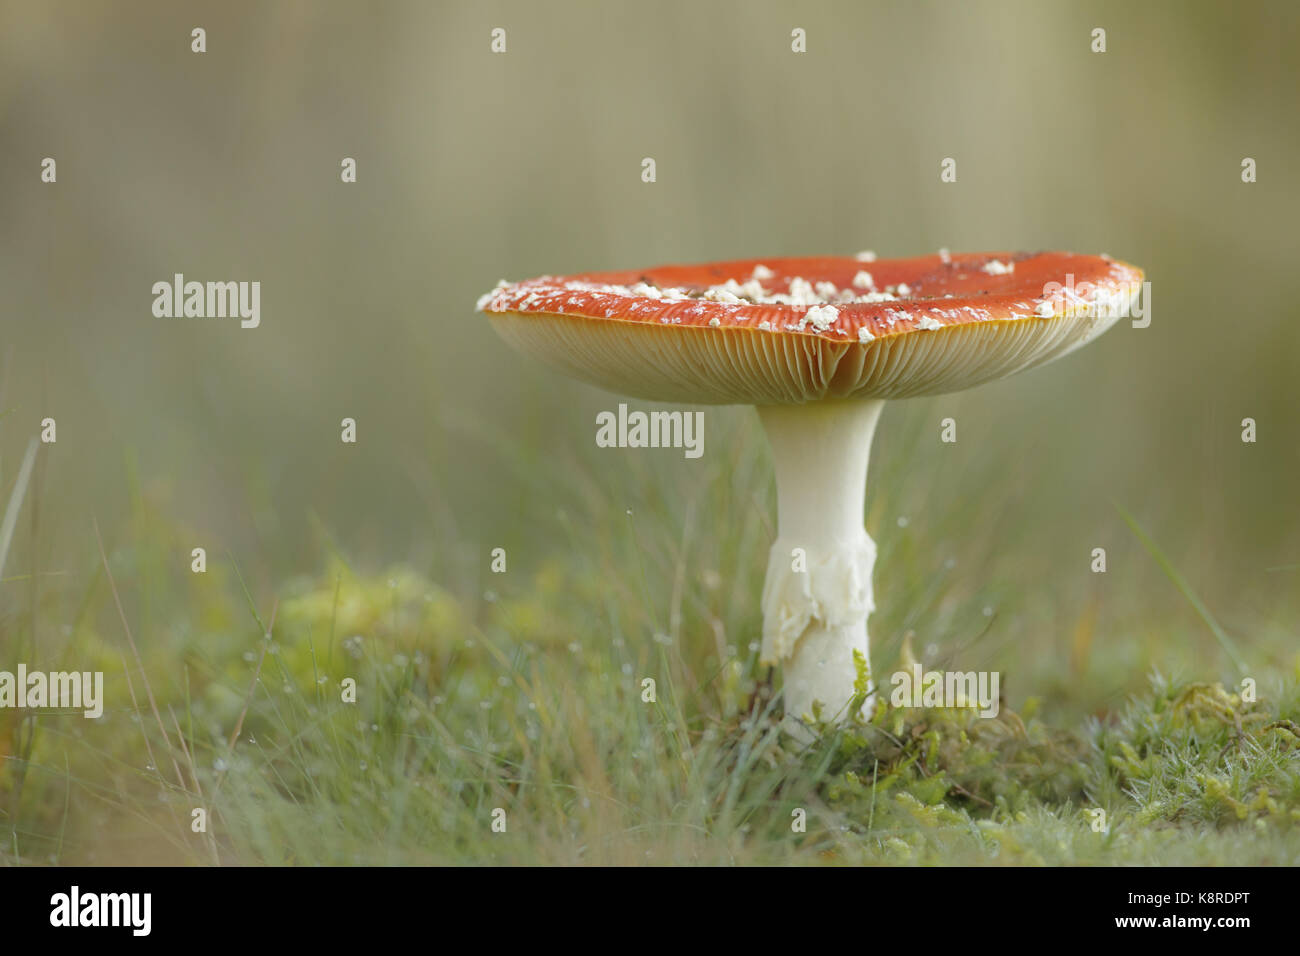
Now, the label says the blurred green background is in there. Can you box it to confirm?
[1,0,1297,721]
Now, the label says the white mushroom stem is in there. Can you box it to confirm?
[757,399,885,735]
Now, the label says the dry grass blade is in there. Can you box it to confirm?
[170,706,220,865]
[93,517,185,789]
[0,437,37,582]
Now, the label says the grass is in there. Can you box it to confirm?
[2,403,1298,866]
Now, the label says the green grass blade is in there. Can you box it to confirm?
[1115,503,1246,673]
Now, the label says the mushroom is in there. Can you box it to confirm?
[477,252,1144,735]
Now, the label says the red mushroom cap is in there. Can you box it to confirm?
[479,251,1144,405]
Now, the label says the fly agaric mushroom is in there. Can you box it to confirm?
[477,252,1144,734]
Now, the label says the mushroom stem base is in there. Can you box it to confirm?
[781,615,871,731]
[757,399,884,737]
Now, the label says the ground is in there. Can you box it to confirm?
[3,422,1297,865]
